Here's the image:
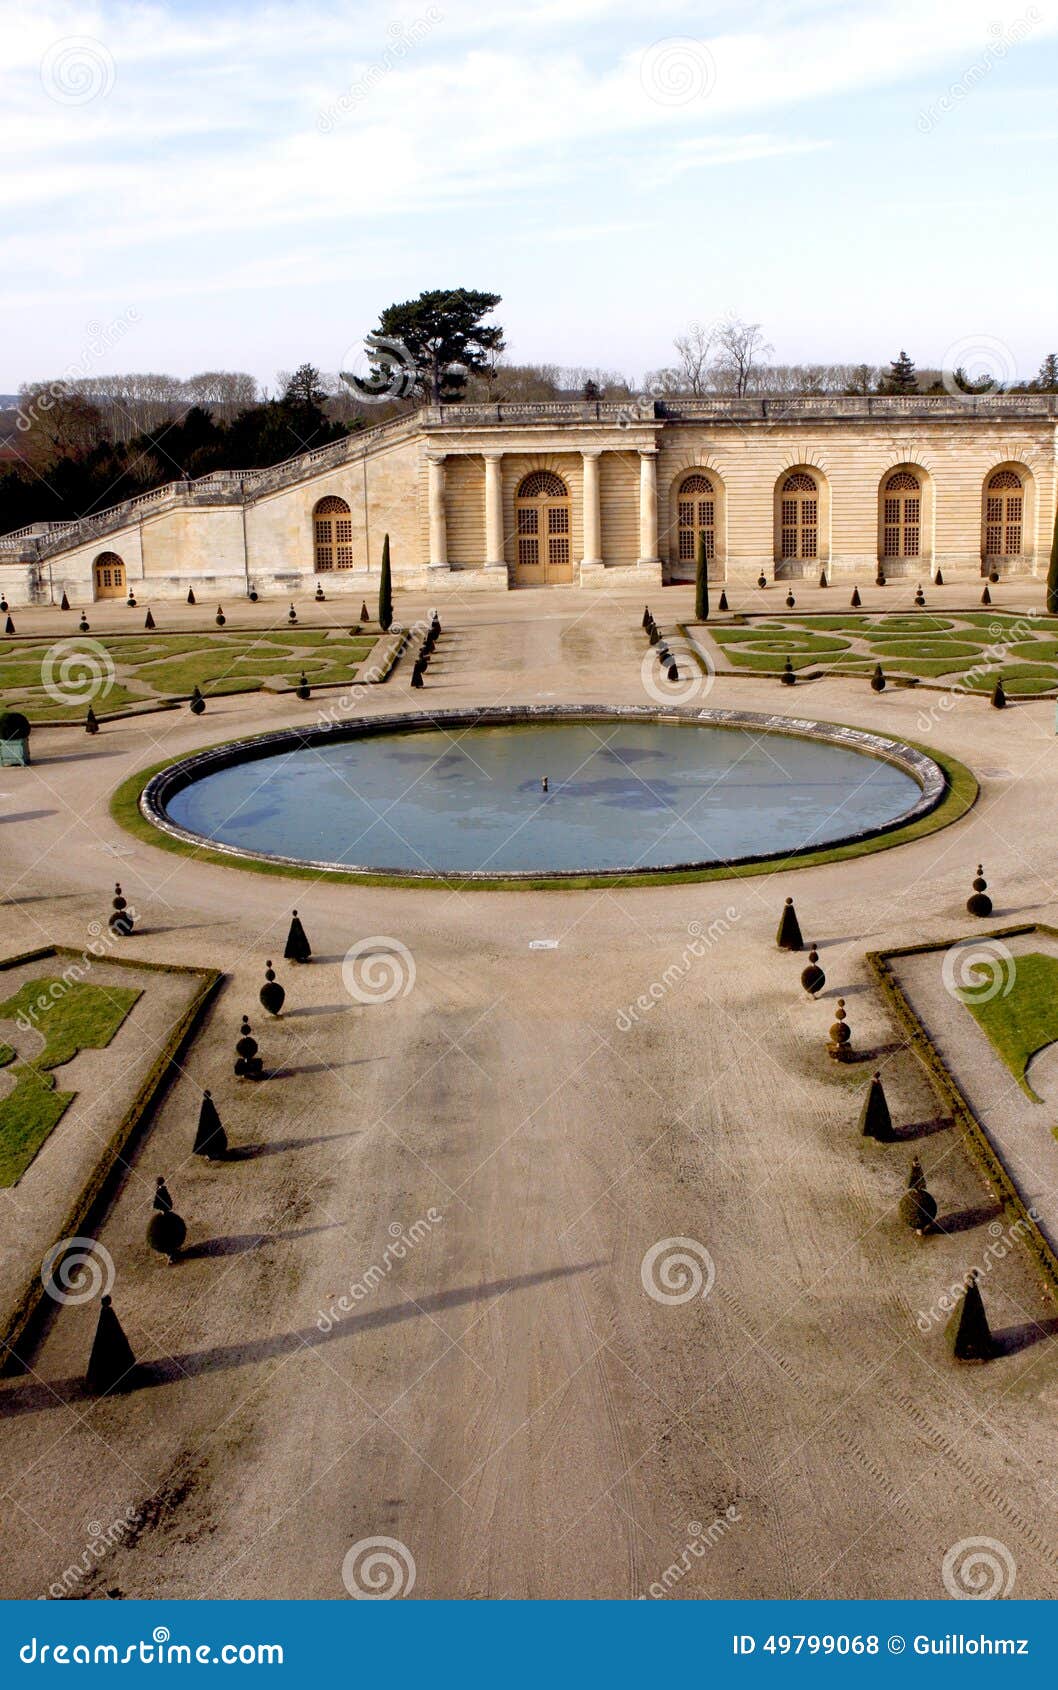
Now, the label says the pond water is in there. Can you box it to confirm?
[162,719,924,876]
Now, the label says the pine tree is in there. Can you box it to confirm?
[695,530,709,621]
[1047,499,1058,616]
[881,350,918,394]
[378,534,393,632]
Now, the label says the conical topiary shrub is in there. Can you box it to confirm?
[4,615,14,634]
[60,589,70,610]
[147,1176,187,1263]
[800,943,825,996]
[108,882,133,937]
[780,655,796,686]
[85,705,99,736]
[967,864,992,917]
[189,685,205,715]
[187,588,196,605]
[947,1270,994,1362]
[695,531,709,621]
[828,998,852,1061]
[144,608,156,630]
[410,659,424,689]
[991,676,1006,709]
[193,1089,227,1158]
[859,1070,894,1141]
[360,600,370,624]
[379,533,393,632]
[642,604,651,630]
[850,586,862,608]
[870,663,886,692]
[718,588,729,612]
[981,583,992,606]
[776,896,803,951]
[86,1294,137,1395]
[934,568,944,586]
[899,1158,938,1234]
[284,909,311,962]
[819,568,828,588]
[260,960,285,1016]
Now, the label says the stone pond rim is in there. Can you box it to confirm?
[124,704,975,888]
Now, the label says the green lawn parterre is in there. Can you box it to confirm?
[702,610,1058,696]
[0,626,380,722]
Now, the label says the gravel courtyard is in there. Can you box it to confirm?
[2,579,1058,1601]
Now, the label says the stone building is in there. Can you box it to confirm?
[0,395,1055,605]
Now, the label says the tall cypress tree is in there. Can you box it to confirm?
[695,530,709,621]
[378,533,393,632]
[1047,500,1058,616]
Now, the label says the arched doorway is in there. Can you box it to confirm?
[93,552,126,598]
[983,469,1023,565]
[514,471,572,585]
[313,496,354,570]
[880,471,921,563]
[776,471,819,563]
[676,473,717,571]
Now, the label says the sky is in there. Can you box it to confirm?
[3,0,1058,391]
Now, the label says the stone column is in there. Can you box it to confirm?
[427,453,448,569]
[483,452,505,569]
[581,449,603,567]
[638,448,660,566]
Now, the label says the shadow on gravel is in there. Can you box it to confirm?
[179,1223,340,1260]
[932,1203,1003,1235]
[990,1317,1058,1356]
[0,1263,603,1418]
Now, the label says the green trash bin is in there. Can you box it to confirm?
[0,712,31,766]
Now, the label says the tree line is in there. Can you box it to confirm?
[2,289,1055,533]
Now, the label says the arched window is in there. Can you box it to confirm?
[93,552,126,598]
[779,472,818,560]
[515,471,572,584]
[313,495,353,571]
[984,470,1023,557]
[882,471,921,559]
[677,473,715,564]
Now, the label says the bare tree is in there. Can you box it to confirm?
[711,318,773,396]
[672,322,717,394]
